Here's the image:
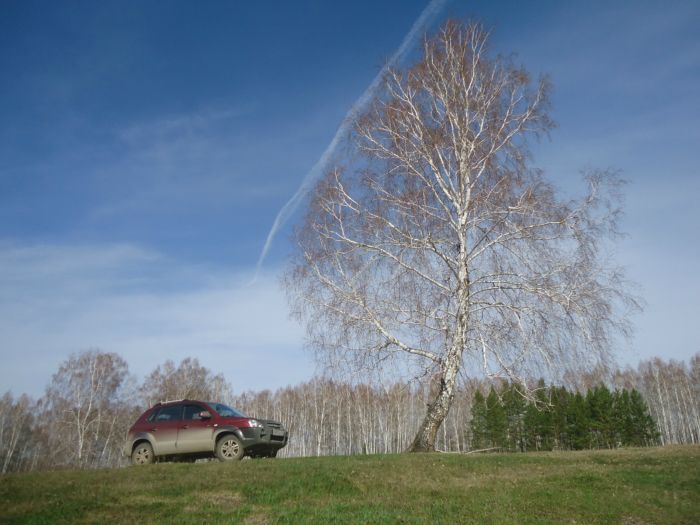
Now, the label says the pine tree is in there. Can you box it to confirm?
[524,379,554,451]
[567,392,591,450]
[551,386,570,449]
[470,381,659,454]
[502,383,527,452]
[469,391,489,449]
[627,389,659,446]
[485,388,508,449]
[587,384,615,449]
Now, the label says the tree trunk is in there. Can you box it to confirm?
[408,355,461,452]
[409,235,469,453]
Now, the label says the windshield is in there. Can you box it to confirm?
[208,402,246,418]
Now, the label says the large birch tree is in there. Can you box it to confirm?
[285,21,637,452]
[41,350,130,467]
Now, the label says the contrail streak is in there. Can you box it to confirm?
[252,0,449,282]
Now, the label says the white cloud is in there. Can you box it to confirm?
[117,107,250,144]
[82,104,296,225]
[0,241,311,398]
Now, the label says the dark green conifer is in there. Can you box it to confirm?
[587,384,615,448]
[567,392,591,450]
[485,387,508,449]
[502,383,527,452]
[469,390,489,449]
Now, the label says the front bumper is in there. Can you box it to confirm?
[239,422,289,454]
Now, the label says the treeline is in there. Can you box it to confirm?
[0,352,232,473]
[235,380,474,457]
[469,382,658,452]
[1,350,698,473]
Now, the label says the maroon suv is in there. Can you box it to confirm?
[124,399,288,464]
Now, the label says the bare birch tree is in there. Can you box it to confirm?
[0,393,35,473]
[140,357,233,407]
[42,350,130,467]
[285,21,638,452]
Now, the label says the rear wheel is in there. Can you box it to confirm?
[216,435,244,461]
[131,442,154,465]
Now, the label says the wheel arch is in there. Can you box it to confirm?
[131,437,153,454]
[214,426,244,444]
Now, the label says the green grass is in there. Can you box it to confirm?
[1,446,698,524]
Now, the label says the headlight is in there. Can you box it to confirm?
[248,419,263,428]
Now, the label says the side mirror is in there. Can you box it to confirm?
[199,410,212,420]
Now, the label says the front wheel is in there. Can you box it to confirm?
[216,435,244,461]
[131,442,154,465]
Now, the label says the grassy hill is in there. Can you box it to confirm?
[1,446,698,524]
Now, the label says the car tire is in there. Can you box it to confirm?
[216,434,244,461]
[131,442,154,465]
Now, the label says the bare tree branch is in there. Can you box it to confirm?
[285,20,638,452]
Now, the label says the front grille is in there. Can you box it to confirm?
[265,421,286,442]
[241,428,258,439]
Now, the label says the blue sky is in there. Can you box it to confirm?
[1,0,698,397]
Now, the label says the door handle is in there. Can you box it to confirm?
[181,425,189,429]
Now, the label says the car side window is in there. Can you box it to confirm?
[183,404,205,421]
[154,405,183,422]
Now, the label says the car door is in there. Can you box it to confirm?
[150,404,183,455]
[176,404,215,453]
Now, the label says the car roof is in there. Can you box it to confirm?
[152,399,209,408]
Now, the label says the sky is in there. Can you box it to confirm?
[1,0,698,398]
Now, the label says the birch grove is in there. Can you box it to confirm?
[0,351,698,472]
[632,358,700,445]
[284,21,637,451]
[40,351,131,468]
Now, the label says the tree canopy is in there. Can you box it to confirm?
[285,20,638,451]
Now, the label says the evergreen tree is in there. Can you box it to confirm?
[469,381,659,453]
[551,386,570,450]
[485,388,508,449]
[502,383,527,452]
[612,389,630,446]
[587,384,614,449]
[567,392,591,450]
[623,389,659,446]
[612,388,658,447]
[524,379,554,451]
[469,391,489,449]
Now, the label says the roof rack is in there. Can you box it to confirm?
[155,398,187,406]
